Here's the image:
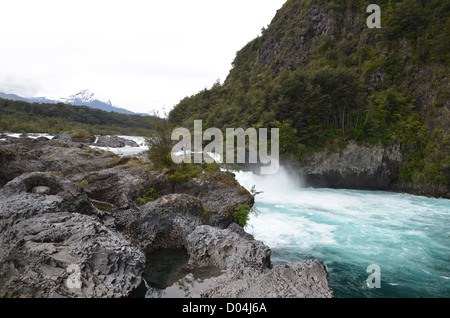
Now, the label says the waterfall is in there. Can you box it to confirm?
[234,165,304,204]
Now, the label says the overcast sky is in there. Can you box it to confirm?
[0,0,286,115]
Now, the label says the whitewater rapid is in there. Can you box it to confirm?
[234,167,450,298]
[1,133,150,157]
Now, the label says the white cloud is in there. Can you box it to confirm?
[0,0,286,114]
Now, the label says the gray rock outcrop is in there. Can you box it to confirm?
[0,170,146,298]
[94,135,139,148]
[300,140,403,190]
[185,226,333,298]
[196,260,334,298]
[54,132,96,144]
[136,194,208,252]
[186,225,271,271]
[0,212,146,298]
[0,171,97,224]
[0,137,115,186]
[74,165,148,210]
[174,172,255,228]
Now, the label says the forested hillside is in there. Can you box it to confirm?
[0,98,156,136]
[169,0,449,188]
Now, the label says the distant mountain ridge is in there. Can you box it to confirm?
[0,90,148,116]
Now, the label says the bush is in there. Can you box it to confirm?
[146,115,175,170]
[233,203,252,227]
[135,186,161,206]
[204,161,222,174]
[108,154,120,168]
[77,180,89,189]
[70,129,92,139]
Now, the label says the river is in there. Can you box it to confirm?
[234,167,450,298]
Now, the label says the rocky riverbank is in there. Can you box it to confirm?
[0,135,333,298]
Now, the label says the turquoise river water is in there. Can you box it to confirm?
[235,168,450,298]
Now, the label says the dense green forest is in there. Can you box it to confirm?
[169,0,449,186]
[0,98,156,136]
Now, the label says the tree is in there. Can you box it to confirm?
[146,115,174,170]
[146,113,203,193]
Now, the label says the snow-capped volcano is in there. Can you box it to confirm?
[61,89,113,107]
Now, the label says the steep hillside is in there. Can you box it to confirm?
[169,0,449,196]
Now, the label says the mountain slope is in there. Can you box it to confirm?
[0,92,29,102]
[169,0,449,195]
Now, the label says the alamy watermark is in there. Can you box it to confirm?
[367,4,381,29]
[366,264,381,288]
[171,120,280,175]
[66,264,82,290]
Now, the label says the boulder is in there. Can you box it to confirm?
[0,138,47,187]
[54,132,96,144]
[77,165,148,210]
[135,194,208,252]
[129,186,256,254]
[31,186,51,195]
[174,172,255,228]
[94,135,139,148]
[185,225,271,271]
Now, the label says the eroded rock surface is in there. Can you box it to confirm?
[136,194,207,252]
[195,260,334,298]
[0,171,97,224]
[186,226,333,298]
[0,212,146,298]
[186,225,271,271]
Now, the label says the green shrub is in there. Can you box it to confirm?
[233,203,252,227]
[77,180,89,190]
[204,161,222,173]
[108,155,120,168]
[135,186,161,206]
[70,129,91,139]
